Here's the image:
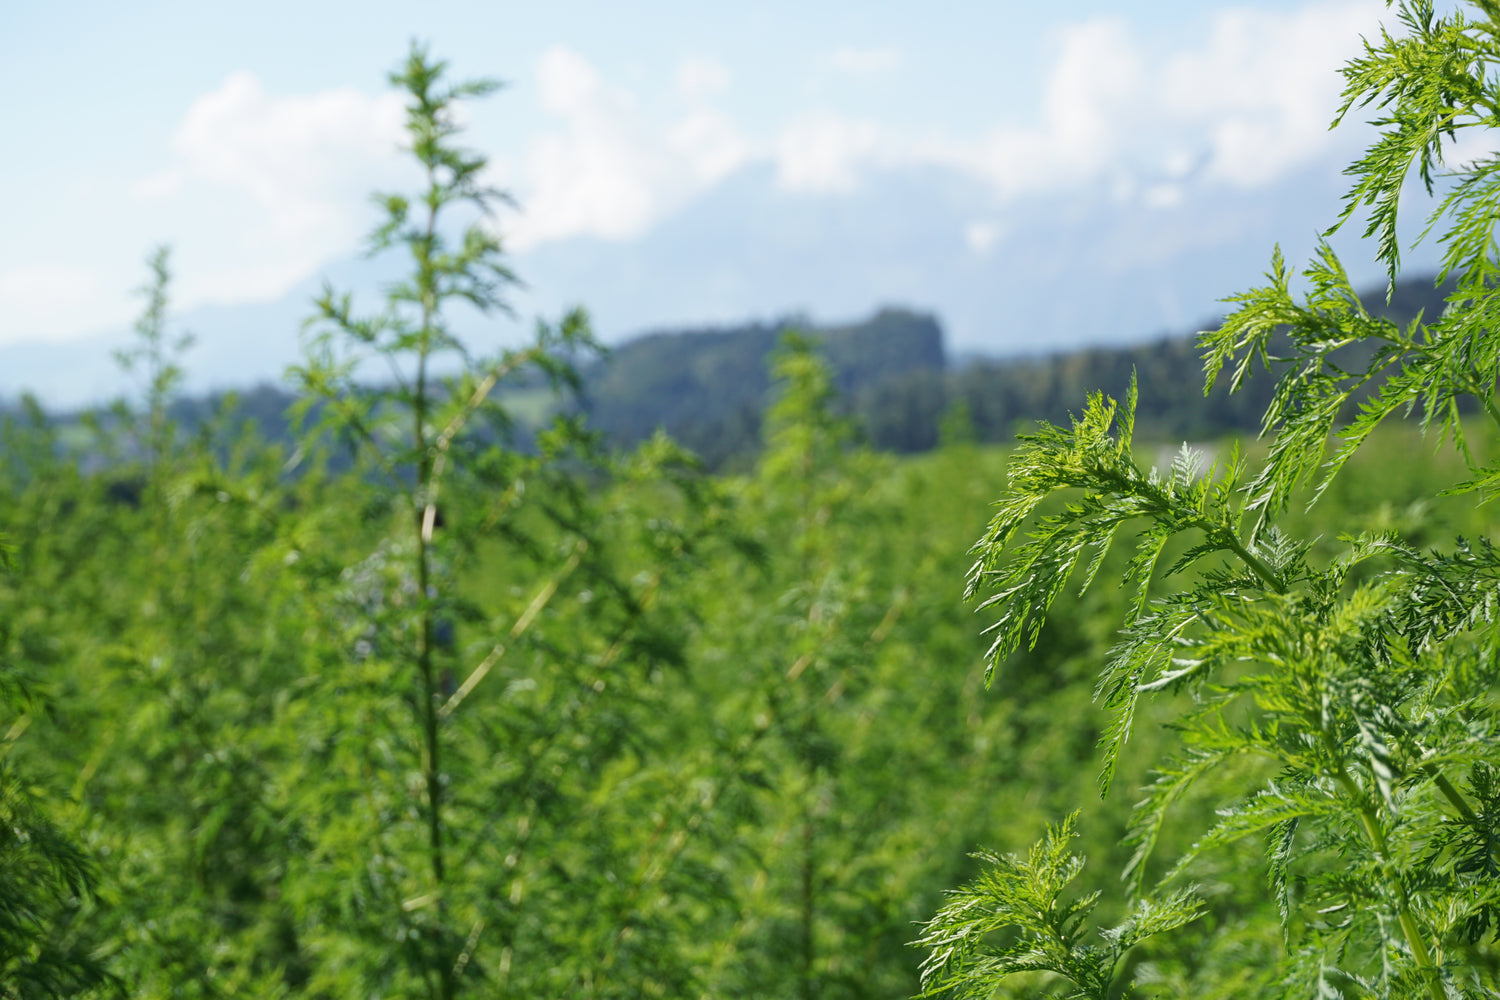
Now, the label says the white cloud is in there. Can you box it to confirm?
[775,114,881,194]
[943,17,1145,198]
[775,17,1143,203]
[139,72,406,234]
[537,46,605,116]
[671,110,751,184]
[1162,1,1385,187]
[676,57,730,102]
[508,47,749,248]
[1038,17,1142,173]
[857,17,1147,200]
[928,0,1384,203]
[830,46,902,77]
[499,3,1394,251]
[1439,126,1500,172]
[503,1,1390,242]
[511,48,670,246]
[134,72,407,306]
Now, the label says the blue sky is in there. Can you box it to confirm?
[0,0,1457,402]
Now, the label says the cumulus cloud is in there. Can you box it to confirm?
[960,17,1144,196]
[134,72,407,304]
[775,114,882,194]
[536,46,605,116]
[1161,1,1384,187]
[926,0,1385,205]
[507,46,749,248]
[512,48,660,245]
[506,1,1390,246]
[1143,183,1184,209]
[753,2,1385,212]
[671,109,751,184]
[765,18,1145,201]
[1439,127,1500,173]
[135,0,1386,276]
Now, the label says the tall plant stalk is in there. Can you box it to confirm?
[292,44,593,998]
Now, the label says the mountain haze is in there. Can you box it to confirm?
[0,153,1434,411]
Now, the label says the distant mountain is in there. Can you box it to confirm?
[3,276,1452,469]
[0,155,1447,411]
[510,158,1444,365]
[4,307,947,469]
[583,307,944,466]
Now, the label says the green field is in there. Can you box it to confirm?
[4,371,1496,997]
[9,6,1500,997]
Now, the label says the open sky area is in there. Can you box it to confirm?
[0,0,1466,403]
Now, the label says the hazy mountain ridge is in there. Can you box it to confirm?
[1,153,1426,411]
[584,307,945,466]
[3,275,1451,468]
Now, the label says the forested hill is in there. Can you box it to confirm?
[856,273,1453,452]
[581,307,945,466]
[6,276,1450,465]
[580,273,1450,461]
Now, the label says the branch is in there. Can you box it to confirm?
[436,540,585,720]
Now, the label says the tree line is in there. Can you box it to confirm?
[8,279,1452,473]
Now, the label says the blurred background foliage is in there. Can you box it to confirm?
[4,294,1488,995]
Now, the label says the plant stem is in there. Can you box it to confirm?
[1426,765,1482,827]
[799,794,816,1000]
[414,158,453,1000]
[1334,769,1445,1000]
[1223,532,1288,594]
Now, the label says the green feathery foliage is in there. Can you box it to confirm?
[281,43,732,999]
[922,3,1500,997]
[0,528,112,999]
[113,246,193,478]
[919,813,1202,1000]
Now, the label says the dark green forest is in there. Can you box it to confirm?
[8,4,1500,998]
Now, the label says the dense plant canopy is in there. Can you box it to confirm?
[4,4,1500,999]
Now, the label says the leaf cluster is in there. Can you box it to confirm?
[934,3,1500,996]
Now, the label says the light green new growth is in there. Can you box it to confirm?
[917,813,1203,1000]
